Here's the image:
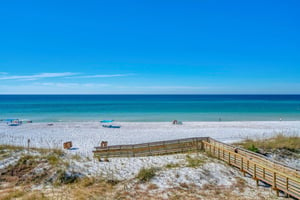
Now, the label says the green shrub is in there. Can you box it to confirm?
[136,167,157,182]
[46,154,60,166]
[165,163,180,169]
[248,144,259,153]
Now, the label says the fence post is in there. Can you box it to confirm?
[234,154,236,164]
[247,160,249,171]
[228,152,231,165]
[27,139,30,153]
[286,177,289,198]
[254,164,256,179]
[273,172,276,190]
[254,164,259,186]
[240,157,244,173]
[273,172,277,196]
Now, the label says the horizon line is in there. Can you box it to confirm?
[1,94,300,95]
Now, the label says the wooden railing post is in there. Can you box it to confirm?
[254,164,256,179]
[247,160,249,171]
[240,157,243,169]
[253,164,259,186]
[234,154,236,164]
[228,152,231,165]
[240,157,244,173]
[286,177,289,198]
[273,172,277,190]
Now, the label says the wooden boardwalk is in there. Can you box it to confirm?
[93,137,300,199]
[93,137,208,157]
[203,139,300,199]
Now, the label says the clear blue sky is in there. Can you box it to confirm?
[0,0,299,94]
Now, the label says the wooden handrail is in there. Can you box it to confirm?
[203,141,299,183]
[93,137,207,158]
[94,137,209,150]
[207,138,300,179]
[208,138,299,172]
[203,141,300,199]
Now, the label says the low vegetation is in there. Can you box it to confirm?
[0,190,25,200]
[0,189,49,200]
[235,134,300,153]
[136,167,157,182]
[46,153,60,166]
[185,155,206,167]
[165,162,180,169]
[0,145,70,190]
[247,144,259,153]
[0,144,284,200]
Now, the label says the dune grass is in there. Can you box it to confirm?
[186,155,206,167]
[0,190,25,200]
[0,144,24,151]
[235,134,300,152]
[165,162,180,169]
[136,167,157,182]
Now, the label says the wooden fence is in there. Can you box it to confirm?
[93,137,300,199]
[93,137,208,158]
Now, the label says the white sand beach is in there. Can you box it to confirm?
[1,121,300,157]
[1,121,299,199]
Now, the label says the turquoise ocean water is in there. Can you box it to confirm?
[1,95,300,122]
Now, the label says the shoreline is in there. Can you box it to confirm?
[1,119,299,123]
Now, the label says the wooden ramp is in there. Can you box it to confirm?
[203,139,300,199]
[93,137,300,199]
